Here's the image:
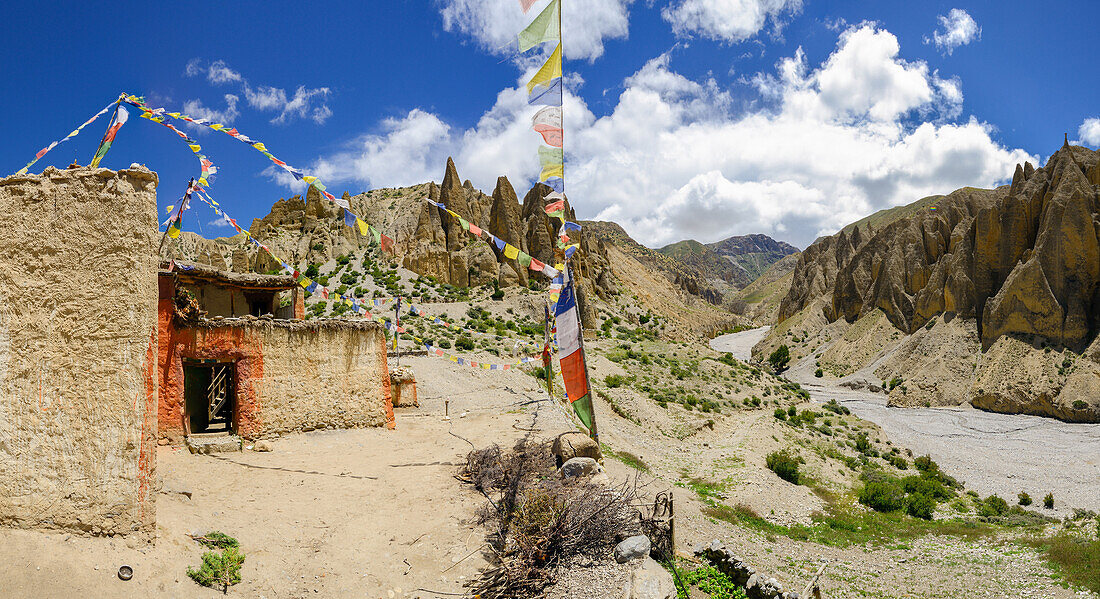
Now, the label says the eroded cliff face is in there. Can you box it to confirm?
[782,142,1100,351]
[769,141,1100,422]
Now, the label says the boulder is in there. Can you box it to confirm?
[621,556,676,599]
[559,457,602,479]
[614,535,651,563]
[551,431,602,466]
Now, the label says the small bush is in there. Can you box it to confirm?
[765,450,803,484]
[604,374,629,388]
[978,495,1010,518]
[304,263,320,278]
[859,480,906,513]
[768,345,791,372]
[773,407,787,420]
[814,368,823,377]
[823,399,850,416]
[913,455,938,473]
[1044,492,1054,509]
[888,376,904,391]
[455,336,474,351]
[1073,400,1088,410]
[855,434,873,454]
[187,532,245,592]
[679,564,748,599]
[907,493,936,520]
[1018,492,1032,506]
[886,454,908,470]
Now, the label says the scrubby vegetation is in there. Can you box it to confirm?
[187,532,245,592]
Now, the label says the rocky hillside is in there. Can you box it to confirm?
[658,234,798,288]
[758,139,1100,423]
[165,158,752,335]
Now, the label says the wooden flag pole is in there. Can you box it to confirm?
[565,263,598,443]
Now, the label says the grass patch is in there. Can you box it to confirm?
[601,444,650,472]
[1020,535,1100,593]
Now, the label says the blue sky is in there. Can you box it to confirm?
[3,0,1099,248]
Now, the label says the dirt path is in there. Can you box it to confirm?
[710,328,1100,515]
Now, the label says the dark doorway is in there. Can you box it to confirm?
[183,360,235,434]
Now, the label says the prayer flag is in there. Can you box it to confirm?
[554,269,594,431]
[544,199,566,219]
[518,0,560,52]
[344,209,356,227]
[381,234,395,253]
[519,0,538,13]
[469,223,482,236]
[528,77,563,106]
[527,44,562,93]
[532,107,564,147]
[90,105,130,168]
[504,244,520,260]
[356,217,369,236]
[544,177,565,192]
[540,163,564,181]
[518,252,533,268]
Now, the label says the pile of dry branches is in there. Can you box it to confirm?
[460,439,642,599]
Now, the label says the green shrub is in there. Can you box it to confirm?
[438,339,452,349]
[765,450,803,485]
[455,336,474,351]
[855,434,873,454]
[187,532,245,592]
[906,493,936,520]
[859,480,907,513]
[304,263,320,278]
[768,345,791,372]
[888,376,904,391]
[978,495,1010,518]
[773,407,787,421]
[678,564,748,599]
[814,368,824,378]
[1018,492,1032,506]
[604,374,629,388]
[913,455,938,473]
[886,454,908,470]
[1044,492,1054,509]
[823,399,850,416]
[1073,400,1088,410]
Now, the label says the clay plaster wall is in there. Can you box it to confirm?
[0,166,160,535]
[159,318,393,440]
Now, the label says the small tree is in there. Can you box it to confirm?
[1043,492,1054,509]
[1018,492,1032,506]
[768,345,791,372]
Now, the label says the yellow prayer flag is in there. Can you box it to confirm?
[188,144,201,153]
[253,142,267,152]
[211,124,223,130]
[168,112,181,118]
[504,244,520,260]
[356,218,369,236]
[540,164,564,181]
[527,44,562,93]
[302,176,317,184]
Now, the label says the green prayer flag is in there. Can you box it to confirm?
[538,145,564,167]
[517,252,533,268]
[518,0,560,52]
[572,393,594,431]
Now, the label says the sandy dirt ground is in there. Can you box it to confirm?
[0,355,577,599]
[711,328,1100,515]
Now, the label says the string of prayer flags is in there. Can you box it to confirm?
[518,0,560,51]
[424,198,560,279]
[13,100,116,175]
[89,104,129,168]
[531,107,563,147]
[124,94,397,257]
[518,0,539,14]
[166,180,194,239]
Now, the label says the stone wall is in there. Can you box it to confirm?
[158,316,393,440]
[0,166,160,535]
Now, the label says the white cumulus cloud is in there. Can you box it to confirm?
[276,23,1033,249]
[1076,118,1100,147]
[184,59,332,124]
[438,0,633,61]
[181,94,240,127]
[926,8,981,56]
[662,0,803,43]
